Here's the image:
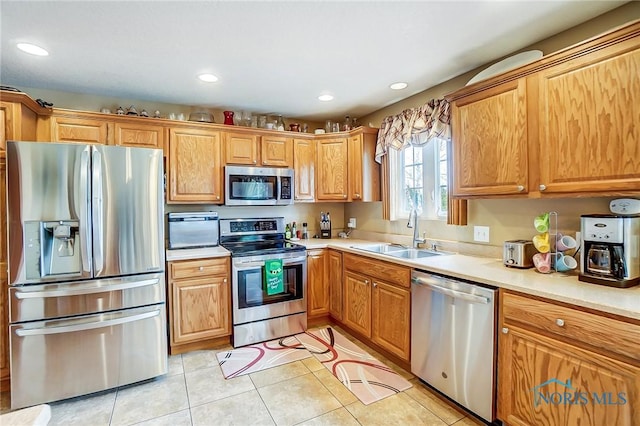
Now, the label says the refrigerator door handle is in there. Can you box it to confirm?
[14,278,160,299]
[92,148,104,273]
[15,309,160,336]
[79,148,92,273]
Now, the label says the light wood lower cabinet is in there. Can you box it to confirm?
[342,254,411,361]
[498,291,640,426]
[167,257,231,354]
[307,249,329,319]
[328,250,343,321]
[168,127,223,203]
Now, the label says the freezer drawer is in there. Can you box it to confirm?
[9,273,165,323]
[10,304,167,409]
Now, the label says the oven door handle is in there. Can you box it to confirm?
[233,256,307,270]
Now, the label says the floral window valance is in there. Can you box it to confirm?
[375,98,451,163]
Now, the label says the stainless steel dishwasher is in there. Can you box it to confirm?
[411,269,497,423]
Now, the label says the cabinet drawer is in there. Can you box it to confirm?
[502,292,640,362]
[343,253,410,288]
[169,257,229,280]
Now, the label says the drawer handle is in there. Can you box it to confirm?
[517,185,524,192]
[556,318,565,327]
[502,327,509,334]
[539,184,547,191]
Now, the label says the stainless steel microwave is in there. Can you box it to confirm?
[225,166,294,206]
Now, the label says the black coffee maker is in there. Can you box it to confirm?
[579,214,640,288]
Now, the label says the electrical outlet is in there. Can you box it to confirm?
[348,218,356,228]
[474,226,490,243]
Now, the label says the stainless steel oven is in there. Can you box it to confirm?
[220,218,307,347]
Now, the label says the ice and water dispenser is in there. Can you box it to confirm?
[24,220,82,279]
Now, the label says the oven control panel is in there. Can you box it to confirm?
[220,217,285,236]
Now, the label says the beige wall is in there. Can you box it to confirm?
[348,3,640,248]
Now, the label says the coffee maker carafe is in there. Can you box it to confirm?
[579,214,640,288]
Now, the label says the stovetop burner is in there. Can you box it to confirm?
[218,217,306,257]
[221,239,306,257]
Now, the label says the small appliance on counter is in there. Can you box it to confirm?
[503,240,536,268]
[168,212,219,249]
[579,199,640,288]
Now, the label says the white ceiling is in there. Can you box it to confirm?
[0,1,628,121]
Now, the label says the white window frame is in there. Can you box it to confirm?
[388,137,448,221]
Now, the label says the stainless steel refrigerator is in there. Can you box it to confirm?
[7,141,167,409]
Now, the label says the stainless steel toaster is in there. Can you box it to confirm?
[503,240,536,268]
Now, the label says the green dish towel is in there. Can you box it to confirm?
[264,259,284,295]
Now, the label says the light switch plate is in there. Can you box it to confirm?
[474,226,490,243]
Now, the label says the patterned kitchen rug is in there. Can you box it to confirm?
[295,327,412,405]
[216,335,311,379]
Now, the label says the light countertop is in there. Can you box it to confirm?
[165,239,639,321]
[295,239,640,321]
[166,246,230,261]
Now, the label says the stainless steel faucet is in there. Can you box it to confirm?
[407,208,426,248]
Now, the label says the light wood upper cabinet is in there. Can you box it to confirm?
[307,249,329,318]
[114,122,165,150]
[168,257,231,354]
[536,37,640,194]
[293,138,315,201]
[450,79,528,196]
[1,98,43,151]
[348,129,381,201]
[447,21,640,198]
[50,115,109,144]
[224,132,259,165]
[261,135,293,167]
[168,127,223,203]
[498,291,640,426]
[317,138,348,200]
[328,249,343,321]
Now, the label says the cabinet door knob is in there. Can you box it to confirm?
[199,266,204,271]
[517,185,524,192]
[373,282,377,288]
[355,193,360,198]
[253,160,257,164]
[556,318,565,327]
[364,280,369,285]
[343,194,347,199]
[216,195,220,200]
[539,184,547,191]
[223,278,227,283]
[502,327,509,334]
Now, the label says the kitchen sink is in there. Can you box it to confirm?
[351,244,453,259]
[350,243,409,254]
[386,249,447,259]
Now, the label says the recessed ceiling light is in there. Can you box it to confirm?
[17,42,48,56]
[318,94,334,102]
[389,82,408,90]
[198,73,218,83]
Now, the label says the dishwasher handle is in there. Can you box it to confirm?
[412,275,491,304]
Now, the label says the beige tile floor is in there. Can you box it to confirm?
[0,326,486,426]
